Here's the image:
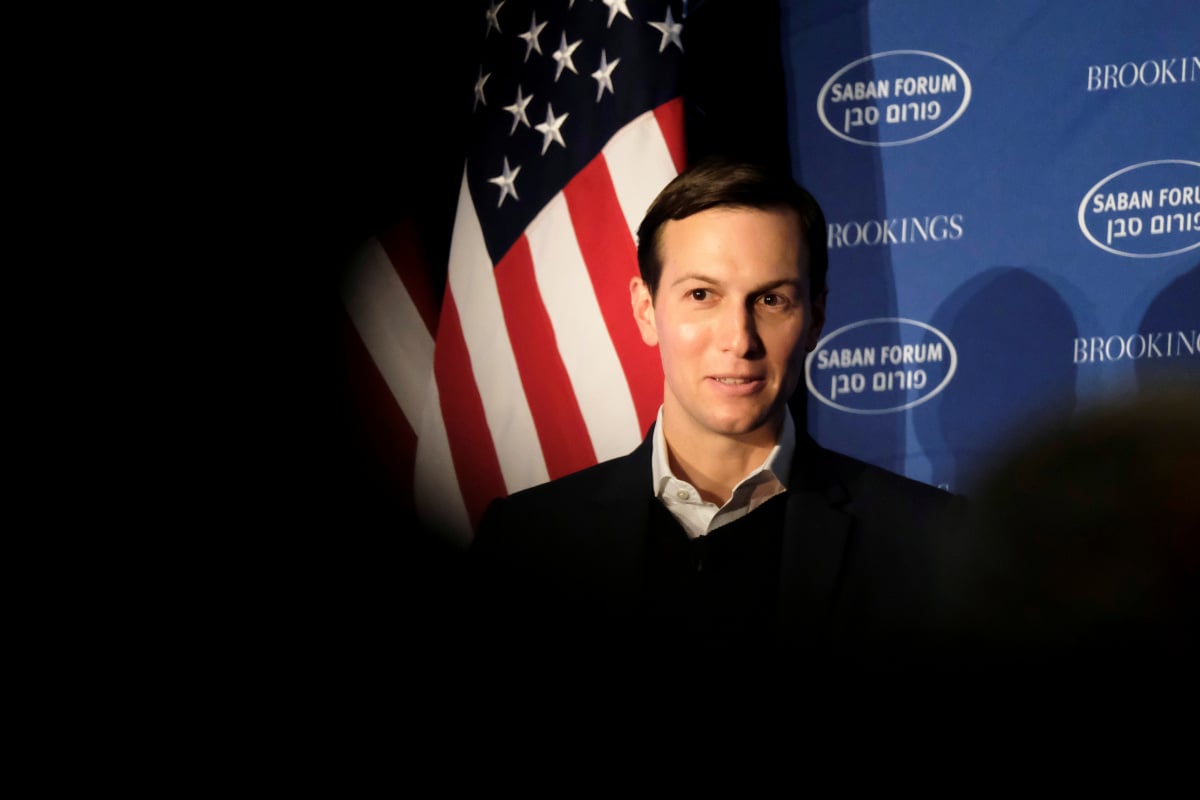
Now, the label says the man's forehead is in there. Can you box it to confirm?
[659,205,810,276]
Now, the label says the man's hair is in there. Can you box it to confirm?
[635,155,829,299]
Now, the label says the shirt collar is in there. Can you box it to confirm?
[651,406,795,496]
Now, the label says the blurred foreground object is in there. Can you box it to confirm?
[934,385,1200,672]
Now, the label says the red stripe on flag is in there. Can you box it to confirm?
[493,237,598,479]
[341,307,418,512]
[654,97,687,175]
[434,291,508,528]
[564,157,664,436]
[379,217,440,337]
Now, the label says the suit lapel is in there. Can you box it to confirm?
[776,435,854,646]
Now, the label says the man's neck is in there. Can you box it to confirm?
[662,413,784,506]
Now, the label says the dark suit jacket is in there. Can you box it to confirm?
[469,426,965,668]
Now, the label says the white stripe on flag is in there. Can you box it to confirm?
[603,110,681,243]
[526,193,642,461]
[340,236,434,428]
[413,377,472,546]
[446,169,550,494]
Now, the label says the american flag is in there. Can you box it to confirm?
[341,0,688,545]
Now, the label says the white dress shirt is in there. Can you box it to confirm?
[650,406,794,540]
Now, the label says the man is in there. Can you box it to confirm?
[469,156,964,665]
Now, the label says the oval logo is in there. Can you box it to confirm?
[1077,160,1200,258]
[816,50,971,146]
[805,318,958,414]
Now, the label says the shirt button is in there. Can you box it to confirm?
[676,489,689,500]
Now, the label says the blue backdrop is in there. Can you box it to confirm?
[781,0,1199,492]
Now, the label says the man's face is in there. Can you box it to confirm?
[631,205,826,447]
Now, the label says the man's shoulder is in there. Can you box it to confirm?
[474,438,651,541]
[500,446,646,509]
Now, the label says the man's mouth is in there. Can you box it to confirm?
[710,375,765,385]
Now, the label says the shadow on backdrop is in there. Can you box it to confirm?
[1137,263,1200,393]
[916,267,1079,492]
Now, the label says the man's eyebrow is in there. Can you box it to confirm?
[672,272,801,291]
[668,272,720,287]
[753,278,804,293]
[668,273,803,294]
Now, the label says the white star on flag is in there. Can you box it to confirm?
[503,84,534,134]
[552,32,583,82]
[533,102,569,154]
[473,67,491,110]
[518,12,548,61]
[591,49,620,101]
[649,7,684,53]
[485,0,505,37]
[488,157,521,207]
[602,0,633,29]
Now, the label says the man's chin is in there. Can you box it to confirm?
[703,412,779,440]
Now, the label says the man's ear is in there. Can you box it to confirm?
[629,276,658,346]
[806,288,828,352]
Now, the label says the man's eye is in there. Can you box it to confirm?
[690,289,709,301]
[761,293,783,307]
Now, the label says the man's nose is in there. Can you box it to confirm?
[719,302,762,356]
